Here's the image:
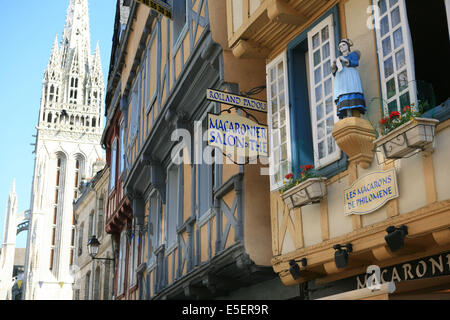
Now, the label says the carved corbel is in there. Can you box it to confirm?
[232,39,270,59]
[267,0,308,26]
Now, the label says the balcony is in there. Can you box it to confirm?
[227,0,335,58]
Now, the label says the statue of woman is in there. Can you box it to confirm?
[332,39,367,119]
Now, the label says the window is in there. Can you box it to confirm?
[172,0,187,46]
[117,231,127,295]
[166,164,182,247]
[267,10,343,190]
[195,115,216,216]
[374,0,450,113]
[94,266,101,300]
[51,154,66,271]
[119,120,125,175]
[148,190,160,265]
[88,210,94,238]
[306,15,340,168]
[74,158,82,199]
[78,222,84,257]
[85,272,91,300]
[103,255,111,300]
[129,75,141,142]
[129,221,139,287]
[374,0,416,115]
[97,195,104,238]
[267,53,292,190]
[109,139,117,192]
[69,77,79,104]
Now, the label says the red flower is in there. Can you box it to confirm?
[403,106,411,113]
[380,117,388,125]
[389,111,401,119]
[285,173,294,180]
[305,164,314,170]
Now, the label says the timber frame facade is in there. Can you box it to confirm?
[104,0,286,300]
[227,0,450,299]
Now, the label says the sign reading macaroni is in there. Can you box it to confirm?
[208,113,268,158]
[136,0,173,19]
[344,169,399,215]
[206,89,267,113]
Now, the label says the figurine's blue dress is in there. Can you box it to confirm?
[333,51,366,118]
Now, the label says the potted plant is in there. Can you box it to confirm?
[281,165,327,209]
[373,105,439,159]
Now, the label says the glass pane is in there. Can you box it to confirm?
[323,60,331,77]
[272,116,279,130]
[327,136,336,154]
[398,70,408,91]
[391,7,401,28]
[321,26,329,42]
[315,85,322,102]
[395,48,405,69]
[270,67,276,83]
[281,144,287,161]
[314,50,321,66]
[312,33,320,49]
[279,92,285,107]
[316,103,324,121]
[324,78,332,96]
[278,77,284,92]
[317,121,325,140]
[275,172,280,184]
[322,42,330,60]
[271,98,278,114]
[399,92,411,110]
[274,146,280,164]
[282,162,289,178]
[384,57,394,77]
[318,141,325,159]
[314,67,322,84]
[280,126,287,143]
[277,62,284,76]
[380,16,389,37]
[271,83,277,97]
[386,78,396,99]
[389,0,398,7]
[382,37,392,57]
[388,100,398,113]
[280,108,286,124]
[326,116,334,134]
[325,97,333,114]
[393,27,403,49]
[379,0,387,15]
[272,132,280,146]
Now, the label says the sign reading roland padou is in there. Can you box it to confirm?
[208,113,268,158]
[344,168,398,215]
[136,0,173,19]
[206,89,267,113]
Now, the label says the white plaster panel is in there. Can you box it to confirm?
[328,176,354,239]
[433,127,450,201]
[301,203,322,248]
[281,212,297,255]
[397,153,427,214]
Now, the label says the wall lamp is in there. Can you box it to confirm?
[333,243,353,269]
[289,258,307,280]
[385,225,408,252]
[87,235,115,263]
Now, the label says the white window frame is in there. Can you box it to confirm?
[119,119,125,175]
[307,14,341,169]
[109,138,117,192]
[128,221,138,288]
[147,189,159,268]
[165,163,180,250]
[266,52,292,191]
[374,0,417,115]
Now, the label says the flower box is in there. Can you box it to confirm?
[281,177,327,209]
[374,117,439,159]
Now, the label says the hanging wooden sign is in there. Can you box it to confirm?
[136,0,173,19]
[206,89,267,113]
[208,113,268,159]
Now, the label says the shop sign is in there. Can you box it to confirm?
[206,89,267,113]
[356,251,450,289]
[208,113,268,158]
[344,168,398,216]
[136,0,173,19]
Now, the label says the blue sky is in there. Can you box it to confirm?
[0,0,116,248]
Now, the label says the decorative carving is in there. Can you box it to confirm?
[332,117,376,169]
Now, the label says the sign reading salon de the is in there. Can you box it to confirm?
[208,113,268,159]
[344,168,399,215]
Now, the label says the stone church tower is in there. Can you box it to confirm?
[22,0,104,300]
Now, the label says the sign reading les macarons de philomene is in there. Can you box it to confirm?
[344,168,399,216]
